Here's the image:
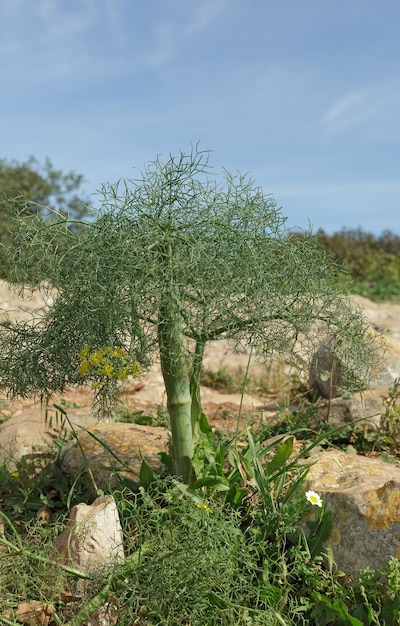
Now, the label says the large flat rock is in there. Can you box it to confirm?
[305,449,400,582]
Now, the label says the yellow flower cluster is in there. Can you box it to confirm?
[78,345,141,388]
[367,328,388,344]
[196,502,213,513]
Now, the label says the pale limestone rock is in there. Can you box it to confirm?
[351,295,400,344]
[0,282,55,325]
[0,406,99,466]
[53,495,124,574]
[304,449,400,583]
[59,422,170,497]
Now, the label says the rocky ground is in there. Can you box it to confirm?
[0,281,279,460]
[1,281,400,462]
[2,281,400,608]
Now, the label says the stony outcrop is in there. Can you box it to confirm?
[314,386,388,428]
[59,422,170,498]
[304,449,400,583]
[0,405,99,466]
[1,281,400,591]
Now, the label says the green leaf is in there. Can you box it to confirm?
[206,591,230,609]
[319,369,331,382]
[225,484,247,508]
[192,411,219,478]
[266,437,294,476]
[307,509,333,557]
[259,584,282,605]
[158,451,174,471]
[314,596,364,626]
[139,458,155,489]
[190,475,230,491]
[198,411,214,443]
[214,442,225,476]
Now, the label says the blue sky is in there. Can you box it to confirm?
[1,0,399,234]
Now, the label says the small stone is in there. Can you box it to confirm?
[53,495,125,599]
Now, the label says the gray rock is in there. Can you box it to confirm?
[309,336,343,399]
[308,295,400,401]
[314,387,388,429]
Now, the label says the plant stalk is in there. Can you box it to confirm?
[158,294,193,483]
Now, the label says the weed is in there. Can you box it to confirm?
[116,404,170,428]
[376,377,400,451]
[0,397,10,425]
[201,360,291,397]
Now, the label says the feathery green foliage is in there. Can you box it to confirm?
[0,156,89,279]
[0,146,380,481]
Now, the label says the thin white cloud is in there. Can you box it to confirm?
[103,0,129,49]
[1,0,230,85]
[0,0,126,84]
[37,0,94,38]
[148,0,230,69]
[321,82,400,139]
[181,1,228,38]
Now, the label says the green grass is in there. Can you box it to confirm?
[200,360,291,397]
[1,381,400,624]
[115,403,170,427]
[349,279,400,302]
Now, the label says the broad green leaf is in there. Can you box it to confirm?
[139,458,155,488]
[190,475,230,491]
[266,437,294,476]
[214,442,225,475]
[315,596,363,626]
[307,509,333,557]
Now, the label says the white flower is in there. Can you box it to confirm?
[306,490,323,507]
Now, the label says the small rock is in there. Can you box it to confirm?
[15,600,54,625]
[86,601,119,626]
[53,494,124,602]
[309,336,343,399]
[53,495,125,574]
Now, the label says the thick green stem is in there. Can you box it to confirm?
[158,296,193,483]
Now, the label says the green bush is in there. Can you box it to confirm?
[316,228,400,301]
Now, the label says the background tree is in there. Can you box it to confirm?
[316,228,400,301]
[0,156,89,278]
[0,148,380,482]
